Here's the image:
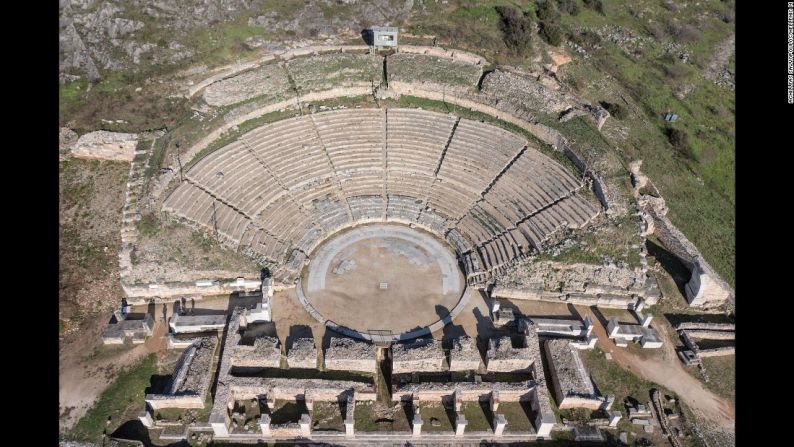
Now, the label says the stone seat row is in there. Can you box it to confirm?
[182,109,576,230]
[163,182,251,246]
[166,108,603,277]
[385,174,434,199]
[385,110,456,174]
[385,195,424,222]
[347,195,385,222]
[239,226,289,263]
[517,194,599,248]
[436,122,526,193]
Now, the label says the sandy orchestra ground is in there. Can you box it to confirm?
[304,225,464,334]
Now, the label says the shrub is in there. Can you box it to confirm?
[660,1,679,12]
[495,6,533,54]
[535,0,562,46]
[663,62,692,81]
[557,0,580,15]
[665,127,695,160]
[644,22,666,40]
[535,0,559,22]
[582,0,605,15]
[570,29,602,49]
[668,24,701,43]
[600,101,628,120]
[540,23,563,46]
[137,213,161,237]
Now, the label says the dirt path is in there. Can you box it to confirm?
[580,308,734,432]
[58,312,168,431]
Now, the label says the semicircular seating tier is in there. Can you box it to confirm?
[162,108,601,284]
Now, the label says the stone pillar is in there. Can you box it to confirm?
[535,413,556,438]
[412,412,423,437]
[584,315,594,336]
[455,412,467,436]
[263,277,274,297]
[490,390,500,412]
[635,298,646,313]
[304,396,314,413]
[209,411,229,437]
[138,410,153,428]
[601,394,616,411]
[344,394,355,438]
[259,414,272,437]
[607,317,620,337]
[299,413,312,437]
[265,395,275,411]
[210,421,229,437]
[453,389,462,412]
[493,414,507,436]
[641,314,653,328]
[608,410,622,427]
[595,108,609,131]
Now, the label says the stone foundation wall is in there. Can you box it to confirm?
[324,337,377,374]
[287,338,318,369]
[492,257,648,309]
[392,339,446,374]
[492,287,638,309]
[122,279,280,302]
[393,382,534,403]
[486,337,534,372]
[71,130,139,162]
[559,396,606,410]
[449,336,482,371]
[145,394,205,410]
[697,347,735,357]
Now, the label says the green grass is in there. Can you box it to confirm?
[419,403,454,432]
[408,1,537,66]
[59,79,89,121]
[499,401,534,432]
[699,356,735,404]
[176,16,265,69]
[67,354,157,442]
[459,401,491,431]
[451,5,502,23]
[581,347,660,408]
[538,244,603,265]
[137,213,161,237]
[144,134,169,180]
[353,401,412,432]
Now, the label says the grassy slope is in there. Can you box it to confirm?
[410,0,734,285]
[557,1,735,285]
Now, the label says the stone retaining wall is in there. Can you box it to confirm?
[492,287,638,309]
[639,194,734,308]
